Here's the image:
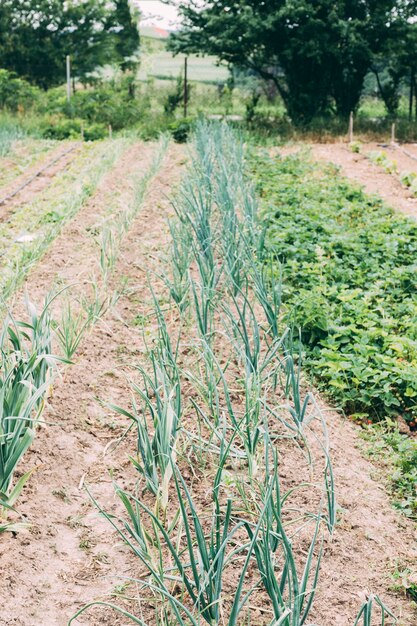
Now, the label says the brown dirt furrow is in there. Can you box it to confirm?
[13,140,156,298]
[309,142,417,220]
[0,140,57,190]
[311,397,417,626]
[0,141,83,222]
[0,139,178,626]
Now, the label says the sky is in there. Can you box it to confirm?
[136,1,181,29]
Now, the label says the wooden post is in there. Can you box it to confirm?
[80,123,84,141]
[409,71,414,122]
[108,124,112,139]
[391,122,396,144]
[348,111,354,143]
[66,55,71,103]
[184,57,188,118]
[415,77,417,122]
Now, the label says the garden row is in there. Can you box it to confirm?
[0,139,124,300]
[70,124,396,625]
[252,149,417,517]
[254,151,417,423]
[0,137,168,532]
[0,124,411,623]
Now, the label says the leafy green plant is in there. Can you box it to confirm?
[40,116,106,140]
[349,141,362,154]
[0,123,26,157]
[0,69,40,113]
[244,452,325,626]
[368,150,397,174]
[169,118,195,143]
[252,150,417,423]
[362,424,417,518]
[399,170,416,188]
[108,295,181,512]
[161,219,193,312]
[110,356,181,512]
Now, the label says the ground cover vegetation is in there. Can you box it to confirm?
[362,424,417,518]
[251,150,417,425]
[0,134,56,186]
[68,122,400,625]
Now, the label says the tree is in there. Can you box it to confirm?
[372,22,417,119]
[111,0,140,73]
[0,0,140,89]
[169,0,405,124]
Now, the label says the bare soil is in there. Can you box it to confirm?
[0,139,57,190]
[309,142,417,220]
[0,142,82,221]
[0,140,415,626]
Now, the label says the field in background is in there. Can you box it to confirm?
[138,34,229,83]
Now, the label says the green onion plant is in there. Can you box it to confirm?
[0,296,63,529]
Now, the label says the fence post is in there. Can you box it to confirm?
[391,122,396,144]
[184,57,188,118]
[348,111,354,143]
[66,55,71,103]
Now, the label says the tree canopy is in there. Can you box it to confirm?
[169,0,417,123]
[0,0,140,89]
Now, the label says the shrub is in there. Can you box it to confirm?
[169,117,195,143]
[40,116,106,140]
[39,81,148,130]
[0,69,40,112]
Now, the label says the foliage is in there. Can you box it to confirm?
[0,69,40,112]
[40,117,107,141]
[112,0,140,73]
[0,297,62,531]
[168,117,195,143]
[40,79,148,130]
[371,22,417,118]
[73,121,339,625]
[353,595,398,626]
[0,74,150,136]
[170,0,406,123]
[0,117,26,156]
[164,74,185,115]
[399,171,417,188]
[253,150,417,422]
[0,0,140,88]
[367,150,397,174]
